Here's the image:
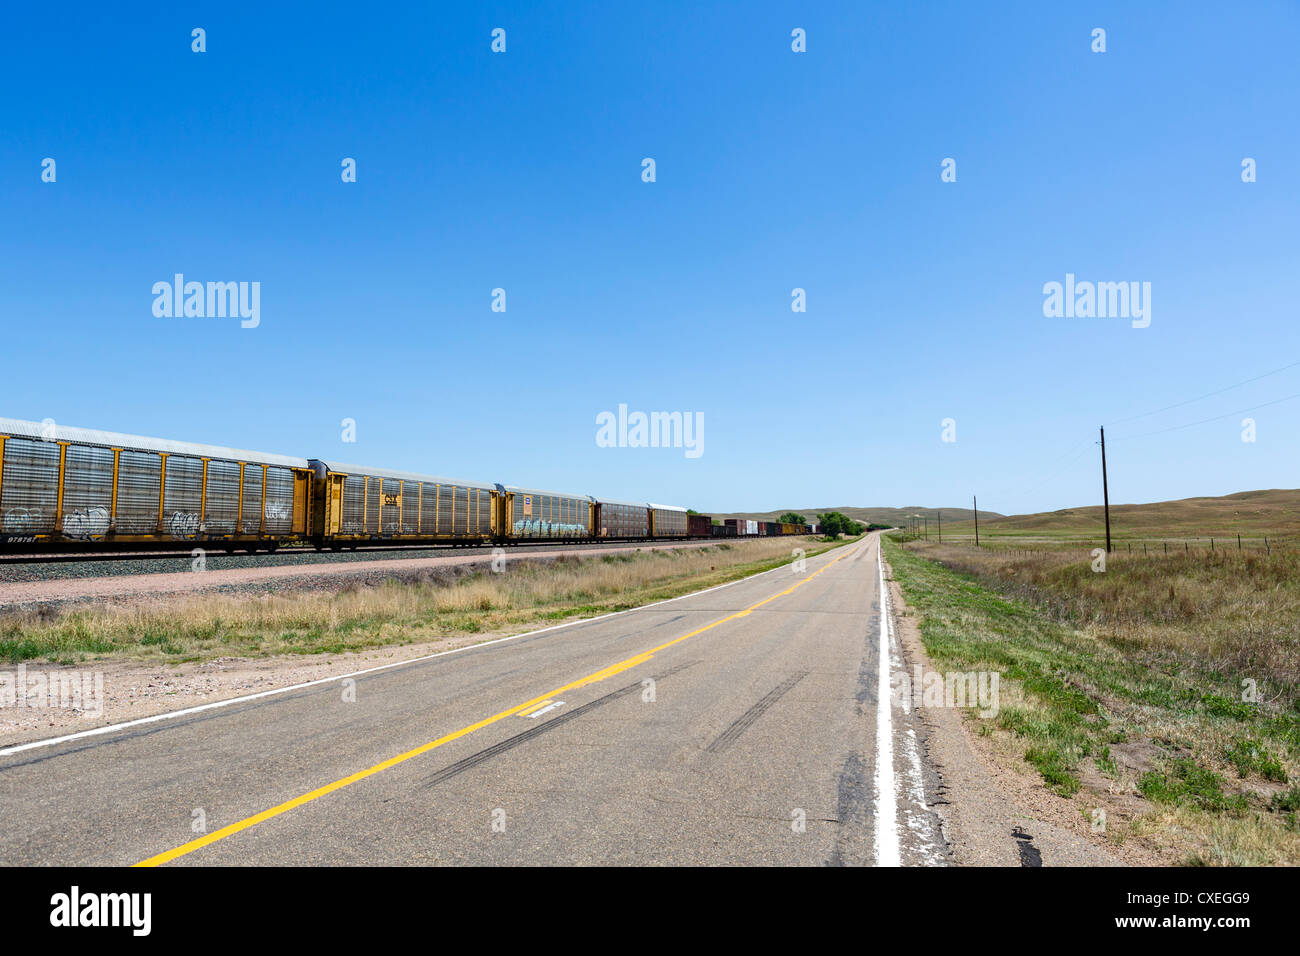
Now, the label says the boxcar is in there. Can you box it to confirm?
[591,496,650,539]
[648,502,688,538]
[686,513,712,537]
[0,417,310,552]
[501,486,592,540]
[309,460,495,547]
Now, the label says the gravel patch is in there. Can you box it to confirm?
[0,541,686,583]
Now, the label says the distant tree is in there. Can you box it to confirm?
[686,509,699,515]
[778,512,806,525]
[816,512,865,538]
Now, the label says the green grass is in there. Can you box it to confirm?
[1138,759,1248,814]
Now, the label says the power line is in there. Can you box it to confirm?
[977,439,1093,505]
[1016,440,1095,494]
[1106,358,1300,426]
[963,361,1300,516]
[1109,390,1300,441]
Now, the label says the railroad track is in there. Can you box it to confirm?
[0,537,720,567]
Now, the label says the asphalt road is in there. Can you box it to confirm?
[0,533,946,866]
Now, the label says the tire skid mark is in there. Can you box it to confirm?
[421,660,701,790]
[704,671,809,755]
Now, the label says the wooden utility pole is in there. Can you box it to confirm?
[937,511,942,543]
[1100,426,1112,553]
[973,495,979,547]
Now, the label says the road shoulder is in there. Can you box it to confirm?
[881,549,1130,867]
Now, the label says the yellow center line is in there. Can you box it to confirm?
[134,541,863,866]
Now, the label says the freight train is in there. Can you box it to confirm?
[712,518,810,538]
[0,418,810,553]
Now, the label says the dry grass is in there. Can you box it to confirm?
[907,542,1300,702]
[0,537,843,665]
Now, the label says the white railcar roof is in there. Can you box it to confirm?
[312,460,495,489]
[0,417,309,468]
[505,485,590,500]
[592,495,650,508]
[647,502,689,512]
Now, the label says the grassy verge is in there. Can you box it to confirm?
[882,535,1300,865]
[1,537,849,666]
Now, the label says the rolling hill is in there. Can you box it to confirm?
[935,488,1300,539]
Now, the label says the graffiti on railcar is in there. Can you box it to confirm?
[169,512,200,538]
[63,507,110,540]
[2,508,45,534]
[512,520,587,538]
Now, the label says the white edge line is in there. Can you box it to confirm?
[875,537,902,866]
[0,542,840,758]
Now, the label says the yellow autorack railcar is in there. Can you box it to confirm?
[309,460,496,548]
[0,417,311,552]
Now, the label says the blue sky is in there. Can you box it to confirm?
[3,1,1297,515]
